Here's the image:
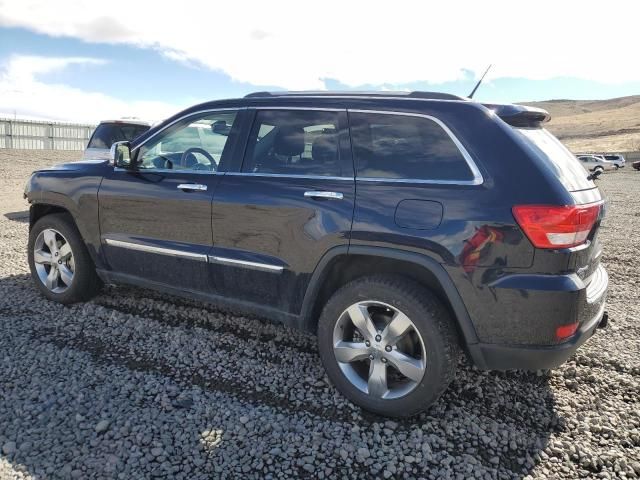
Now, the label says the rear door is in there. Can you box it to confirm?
[209,108,355,314]
[98,109,243,292]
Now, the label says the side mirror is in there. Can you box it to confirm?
[110,141,132,168]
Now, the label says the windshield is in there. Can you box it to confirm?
[515,128,595,192]
[88,123,149,149]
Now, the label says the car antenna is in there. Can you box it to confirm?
[468,64,492,99]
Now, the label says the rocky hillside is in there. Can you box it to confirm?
[522,95,640,153]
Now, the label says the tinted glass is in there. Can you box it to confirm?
[242,110,342,177]
[137,111,237,172]
[516,128,594,192]
[88,123,149,149]
[349,112,473,181]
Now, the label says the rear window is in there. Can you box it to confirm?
[349,112,475,182]
[88,123,149,149]
[515,128,595,192]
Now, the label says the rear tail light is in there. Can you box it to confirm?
[512,202,602,249]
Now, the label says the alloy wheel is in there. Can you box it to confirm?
[332,300,426,399]
[33,228,75,293]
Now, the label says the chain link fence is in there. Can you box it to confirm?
[0,118,96,151]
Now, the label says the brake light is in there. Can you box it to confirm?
[512,202,601,249]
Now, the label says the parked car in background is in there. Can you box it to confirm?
[577,154,617,173]
[632,160,640,171]
[83,119,150,161]
[25,91,608,417]
[603,154,625,168]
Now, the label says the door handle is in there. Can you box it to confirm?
[177,183,207,191]
[304,191,344,200]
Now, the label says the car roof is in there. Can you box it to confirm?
[132,91,551,147]
[98,119,151,126]
[244,90,465,100]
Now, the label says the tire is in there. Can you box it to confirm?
[317,275,459,417]
[595,166,604,174]
[28,213,102,304]
[614,164,620,170]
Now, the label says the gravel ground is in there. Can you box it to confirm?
[0,150,639,479]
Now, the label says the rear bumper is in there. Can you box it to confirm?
[468,265,608,371]
[470,303,606,370]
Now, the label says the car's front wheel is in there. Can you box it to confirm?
[28,213,102,304]
[317,275,459,417]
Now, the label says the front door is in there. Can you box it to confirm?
[210,108,355,315]
[98,109,242,292]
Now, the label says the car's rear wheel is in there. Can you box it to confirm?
[317,275,459,417]
[28,213,102,303]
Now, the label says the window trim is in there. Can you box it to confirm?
[347,109,484,186]
[225,172,353,181]
[124,106,483,184]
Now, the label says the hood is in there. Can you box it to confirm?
[37,159,110,173]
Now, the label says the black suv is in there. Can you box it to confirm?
[25,91,608,417]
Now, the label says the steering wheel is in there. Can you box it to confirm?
[150,155,173,170]
[180,147,217,171]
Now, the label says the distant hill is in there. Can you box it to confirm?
[520,95,640,153]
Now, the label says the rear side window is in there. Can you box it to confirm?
[88,123,149,149]
[242,110,342,177]
[349,112,474,181]
[515,128,594,192]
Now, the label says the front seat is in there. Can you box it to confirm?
[271,126,305,168]
[311,134,339,175]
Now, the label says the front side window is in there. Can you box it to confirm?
[349,112,474,181]
[137,111,237,172]
[242,110,342,177]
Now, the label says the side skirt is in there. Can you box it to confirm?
[95,269,302,330]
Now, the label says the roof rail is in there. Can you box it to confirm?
[244,90,464,100]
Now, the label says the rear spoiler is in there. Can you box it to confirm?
[483,103,551,128]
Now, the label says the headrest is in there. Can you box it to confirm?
[274,126,305,156]
[311,134,338,163]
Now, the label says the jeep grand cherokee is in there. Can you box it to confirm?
[24,91,608,417]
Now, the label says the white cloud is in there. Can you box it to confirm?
[1,0,639,90]
[0,55,180,123]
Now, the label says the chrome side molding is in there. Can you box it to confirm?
[208,256,284,273]
[103,238,208,262]
[103,238,285,273]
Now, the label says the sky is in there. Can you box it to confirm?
[1,0,639,124]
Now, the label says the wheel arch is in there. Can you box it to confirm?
[300,246,480,359]
[29,203,73,230]
[29,202,105,269]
